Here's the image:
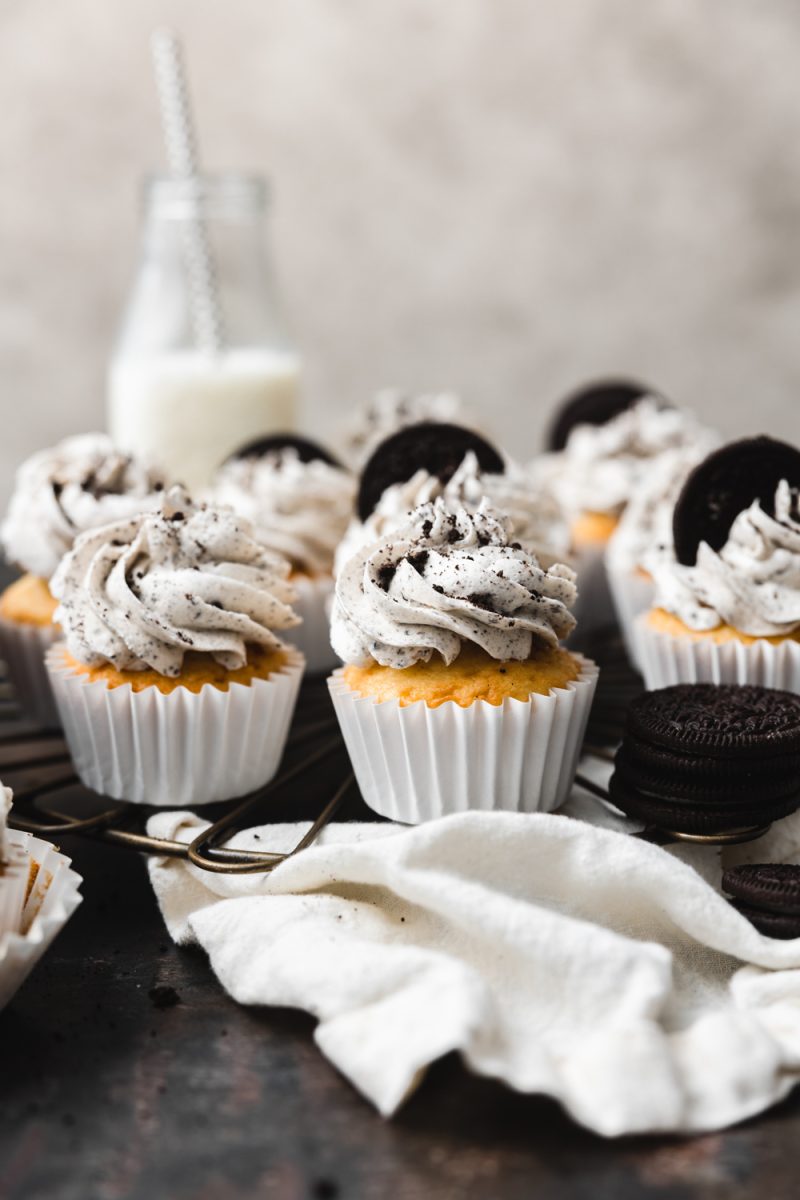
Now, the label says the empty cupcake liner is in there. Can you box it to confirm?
[328,656,599,823]
[0,830,83,1012]
[635,615,800,693]
[283,573,338,675]
[45,643,305,807]
[604,560,655,667]
[0,615,61,728]
[569,545,617,644]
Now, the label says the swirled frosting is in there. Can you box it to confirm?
[341,387,466,468]
[335,451,571,574]
[606,435,720,573]
[1,434,166,580]
[544,398,714,518]
[210,449,355,576]
[51,486,300,676]
[647,480,800,636]
[331,498,577,668]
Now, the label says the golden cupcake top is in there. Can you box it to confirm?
[51,485,300,677]
[331,498,577,669]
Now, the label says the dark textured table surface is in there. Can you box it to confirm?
[1,589,799,1198]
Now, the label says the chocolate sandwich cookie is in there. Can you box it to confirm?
[672,435,800,567]
[356,422,505,523]
[225,433,342,468]
[722,864,800,939]
[608,684,800,837]
[546,378,665,452]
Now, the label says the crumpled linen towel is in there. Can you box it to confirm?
[146,799,800,1138]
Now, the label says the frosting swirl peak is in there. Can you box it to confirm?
[331,499,577,668]
[51,486,299,676]
[1,433,166,580]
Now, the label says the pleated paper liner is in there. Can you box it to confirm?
[45,643,305,807]
[0,615,61,727]
[0,830,83,1012]
[329,656,599,823]
[604,559,655,667]
[634,616,800,693]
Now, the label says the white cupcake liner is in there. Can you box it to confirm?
[328,656,599,823]
[0,614,61,727]
[0,845,29,943]
[0,829,83,1012]
[604,560,655,667]
[284,573,338,675]
[635,613,800,693]
[569,544,617,642]
[45,643,305,807]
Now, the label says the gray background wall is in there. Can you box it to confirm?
[1,0,798,506]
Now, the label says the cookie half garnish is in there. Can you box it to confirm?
[609,683,800,838]
[225,433,342,468]
[356,422,505,523]
[672,435,800,567]
[546,378,665,452]
[723,864,800,939]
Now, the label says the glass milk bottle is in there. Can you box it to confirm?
[108,173,300,490]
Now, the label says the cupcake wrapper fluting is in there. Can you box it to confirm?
[328,656,599,824]
[634,616,800,693]
[45,644,305,807]
[0,615,61,728]
[283,574,339,675]
[0,830,83,1012]
[604,561,655,668]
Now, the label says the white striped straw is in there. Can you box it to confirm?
[151,28,225,352]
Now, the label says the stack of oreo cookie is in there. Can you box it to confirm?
[609,684,800,837]
[722,864,800,939]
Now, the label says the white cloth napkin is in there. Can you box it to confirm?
[147,787,800,1138]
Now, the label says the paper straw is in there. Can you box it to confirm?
[151,28,225,352]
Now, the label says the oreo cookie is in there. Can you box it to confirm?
[356,422,505,523]
[723,864,800,939]
[608,684,800,838]
[672,435,800,567]
[225,433,342,468]
[546,378,665,452]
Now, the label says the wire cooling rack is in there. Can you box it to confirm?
[0,631,762,871]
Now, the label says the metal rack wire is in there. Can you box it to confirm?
[0,630,765,869]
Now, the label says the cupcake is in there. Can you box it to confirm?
[0,780,83,1012]
[328,498,598,822]
[340,386,468,470]
[46,486,304,806]
[539,380,713,636]
[210,434,356,673]
[0,433,165,725]
[336,422,571,577]
[636,437,800,692]
[605,434,719,664]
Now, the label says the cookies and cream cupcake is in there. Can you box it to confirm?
[46,485,304,806]
[0,433,166,725]
[336,423,571,576]
[605,434,720,662]
[539,379,716,635]
[328,498,598,822]
[636,437,800,692]
[210,434,356,673]
[0,782,28,944]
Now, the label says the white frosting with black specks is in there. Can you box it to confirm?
[1,434,166,580]
[341,387,466,469]
[647,481,800,636]
[545,398,715,518]
[210,448,355,576]
[51,486,300,676]
[335,451,571,574]
[331,498,577,668]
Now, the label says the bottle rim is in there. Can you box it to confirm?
[141,172,269,217]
